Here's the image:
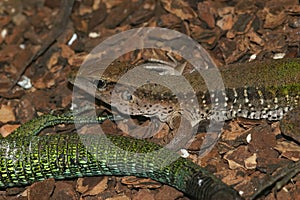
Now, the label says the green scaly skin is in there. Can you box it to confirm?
[0,111,242,200]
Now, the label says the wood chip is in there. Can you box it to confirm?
[0,124,19,137]
[0,105,16,123]
[160,0,197,20]
[76,177,108,196]
[275,141,300,161]
[121,176,162,189]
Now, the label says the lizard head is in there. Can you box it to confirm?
[69,60,203,127]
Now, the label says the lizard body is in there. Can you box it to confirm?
[71,58,300,126]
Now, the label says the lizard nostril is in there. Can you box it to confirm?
[121,90,133,101]
[94,79,107,89]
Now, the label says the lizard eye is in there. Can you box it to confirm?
[93,79,106,89]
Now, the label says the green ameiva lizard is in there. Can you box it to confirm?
[1,110,242,200]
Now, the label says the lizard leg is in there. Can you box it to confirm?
[5,107,120,139]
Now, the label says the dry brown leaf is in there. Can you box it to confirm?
[227,158,245,170]
[59,44,75,59]
[217,14,234,30]
[154,185,184,200]
[224,150,245,170]
[0,124,19,137]
[121,176,161,189]
[218,169,245,186]
[247,31,264,46]
[275,141,300,161]
[221,120,248,141]
[244,153,257,170]
[106,195,131,200]
[76,178,88,193]
[0,105,16,123]
[197,2,215,28]
[47,52,60,70]
[68,52,87,67]
[77,177,108,196]
[160,0,197,20]
[264,10,286,29]
[133,189,155,200]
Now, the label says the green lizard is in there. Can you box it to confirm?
[1,110,242,200]
[2,106,300,199]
